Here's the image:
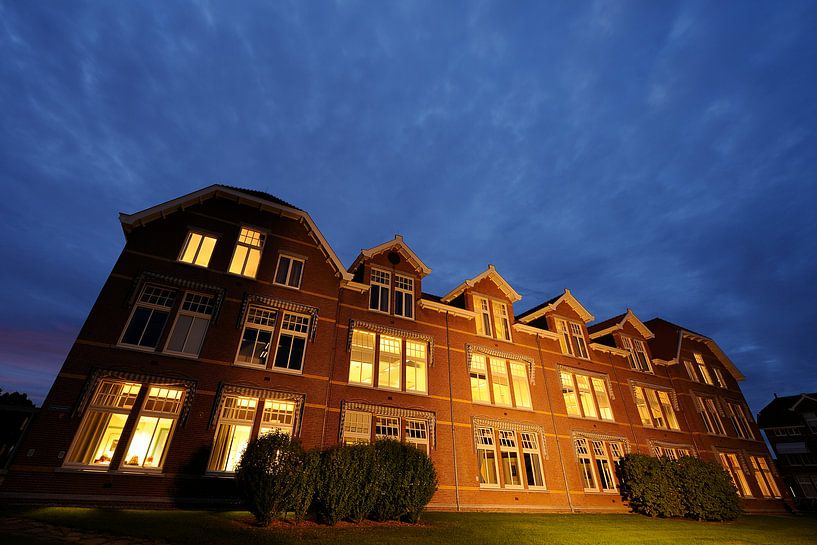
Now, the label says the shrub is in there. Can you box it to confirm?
[288,449,321,522]
[314,445,361,525]
[617,454,741,522]
[235,431,305,526]
[617,454,683,518]
[674,456,741,521]
[397,443,438,522]
[346,443,383,522]
[370,440,438,522]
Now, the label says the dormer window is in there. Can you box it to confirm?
[555,318,589,359]
[229,228,265,278]
[394,274,414,319]
[620,336,652,372]
[474,295,512,342]
[369,269,390,313]
[693,353,715,385]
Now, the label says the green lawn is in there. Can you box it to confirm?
[2,507,815,545]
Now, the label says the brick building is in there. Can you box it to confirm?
[0,185,786,512]
[758,393,817,506]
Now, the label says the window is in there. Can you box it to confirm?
[575,437,624,492]
[476,427,545,490]
[165,292,214,356]
[394,274,414,319]
[274,255,304,289]
[683,360,700,382]
[474,296,493,337]
[375,416,400,440]
[64,380,186,472]
[236,306,311,373]
[694,353,714,385]
[560,370,614,421]
[273,312,309,371]
[620,336,652,372]
[718,452,751,496]
[750,456,781,498]
[342,410,372,445]
[785,454,817,466]
[208,393,297,472]
[632,386,680,430]
[228,227,265,278]
[369,269,390,313]
[120,285,177,349]
[796,475,817,498]
[712,367,727,388]
[695,395,726,435]
[122,387,184,470]
[342,409,432,453]
[178,231,217,267]
[405,419,429,454]
[555,318,588,359]
[726,401,754,439]
[654,445,692,460]
[65,381,142,467]
[805,413,817,434]
[492,301,512,342]
[771,426,804,437]
[470,354,532,409]
[347,328,428,394]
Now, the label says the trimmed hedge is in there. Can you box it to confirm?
[238,438,438,526]
[617,454,741,521]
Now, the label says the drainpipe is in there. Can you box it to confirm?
[535,335,574,513]
[666,328,702,456]
[606,352,639,451]
[320,281,345,449]
[445,311,461,511]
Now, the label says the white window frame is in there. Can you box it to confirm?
[393,274,415,319]
[208,395,258,473]
[235,306,278,368]
[369,268,391,313]
[164,291,214,357]
[119,285,177,350]
[271,312,310,373]
[520,432,546,489]
[474,295,493,338]
[726,401,755,439]
[342,410,372,445]
[575,437,624,493]
[259,399,296,436]
[470,354,491,403]
[349,329,376,386]
[718,452,752,497]
[560,370,614,421]
[492,300,512,342]
[405,339,428,394]
[620,336,653,372]
[684,360,700,382]
[632,385,680,430]
[712,367,727,388]
[476,427,500,488]
[178,230,217,268]
[347,328,428,395]
[121,386,184,471]
[405,419,429,454]
[498,430,523,489]
[695,395,726,435]
[694,353,715,385]
[273,254,305,289]
[228,227,265,278]
[750,455,781,498]
[555,318,589,359]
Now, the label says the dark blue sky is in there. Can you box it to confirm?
[1,1,816,415]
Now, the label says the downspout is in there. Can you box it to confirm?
[605,351,639,451]
[320,280,345,449]
[445,311,461,511]
[666,328,701,456]
[535,335,574,513]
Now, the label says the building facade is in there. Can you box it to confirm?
[1,185,786,513]
[758,393,817,507]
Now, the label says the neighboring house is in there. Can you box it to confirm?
[758,393,817,507]
[0,402,37,476]
[0,185,786,513]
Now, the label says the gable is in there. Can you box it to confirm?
[348,235,431,278]
[516,289,593,324]
[589,309,654,340]
[441,265,522,304]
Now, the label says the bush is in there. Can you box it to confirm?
[617,454,741,522]
[288,449,321,522]
[617,454,683,518]
[314,445,361,525]
[346,443,383,522]
[235,431,305,526]
[674,456,741,521]
[369,440,438,522]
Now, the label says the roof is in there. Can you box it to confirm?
[589,309,654,340]
[440,265,522,303]
[757,393,817,428]
[348,235,432,277]
[516,289,594,324]
[644,317,745,381]
[118,184,352,281]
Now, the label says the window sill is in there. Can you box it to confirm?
[162,350,201,360]
[176,260,211,270]
[111,469,166,477]
[565,414,617,424]
[57,465,110,473]
[204,471,237,479]
[272,282,302,291]
[116,343,159,353]
[345,382,429,397]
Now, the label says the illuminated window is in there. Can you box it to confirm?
[342,409,432,453]
[120,285,177,349]
[653,445,692,460]
[726,401,754,439]
[620,336,652,372]
[694,353,714,385]
[492,301,512,341]
[123,387,183,470]
[632,386,680,430]
[228,228,265,278]
[236,306,277,367]
[712,368,727,388]
[394,274,414,319]
[349,330,375,386]
[259,400,295,436]
[683,360,700,382]
[274,255,304,289]
[342,410,372,445]
[375,416,400,440]
[405,419,429,454]
[474,296,512,341]
[273,312,310,371]
[476,427,499,487]
[750,456,781,498]
[470,354,531,409]
[520,432,545,488]
[165,292,214,356]
[474,296,493,337]
[498,430,522,487]
[178,231,217,267]
[718,452,751,496]
[575,437,624,492]
[555,318,589,359]
[65,381,142,467]
[369,269,390,313]
[347,328,428,394]
[695,395,726,435]
[476,427,546,490]
[208,396,257,472]
[560,370,614,421]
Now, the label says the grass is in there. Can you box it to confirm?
[2,507,815,545]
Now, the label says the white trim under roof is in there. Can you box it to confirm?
[418,299,476,320]
[118,184,353,281]
[589,309,654,340]
[349,234,432,278]
[680,331,745,382]
[440,265,522,303]
[589,343,631,358]
[512,323,560,341]
[516,289,594,324]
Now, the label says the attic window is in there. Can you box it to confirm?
[179,231,217,268]
[229,228,265,278]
